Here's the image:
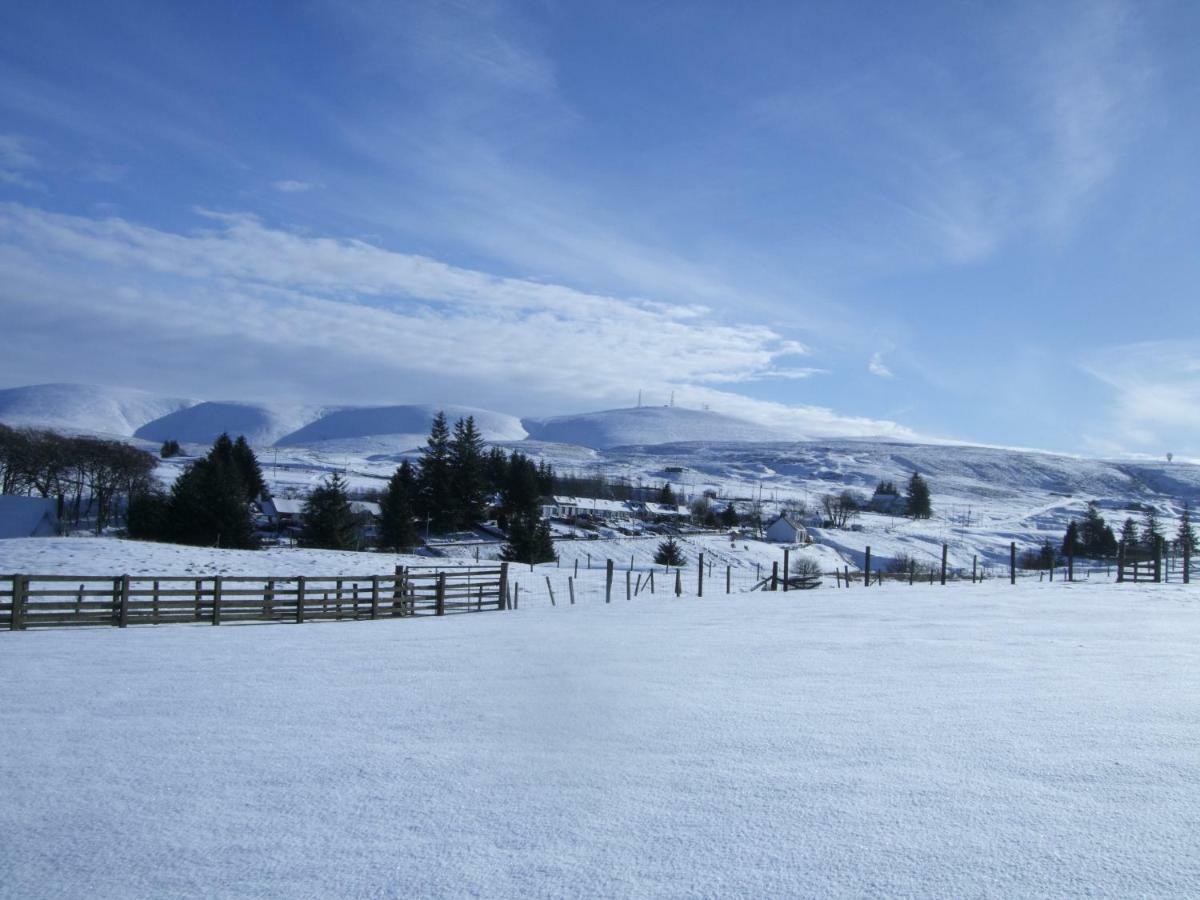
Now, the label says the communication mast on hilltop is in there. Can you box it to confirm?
[637,390,642,408]
[669,390,675,408]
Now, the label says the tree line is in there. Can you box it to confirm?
[0,424,158,532]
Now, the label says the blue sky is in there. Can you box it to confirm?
[1,0,1198,456]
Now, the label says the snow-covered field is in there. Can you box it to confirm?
[2,576,1198,898]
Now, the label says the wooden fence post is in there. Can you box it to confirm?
[296,576,306,623]
[1117,541,1126,583]
[10,575,26,631]
[940,544,948,585]
[436,573,446,615]
[1068,546,1074,582]
[574,559,578,578]
[1010,543,1016,585]
[568,576,575,605]
[545,576,556,606]
[626,569,631,601]
[909,562,915,586]
[1184,540,1191,585]
[698,552,705,597]
[864,547,871,588]
[118,575,130,628]
[264,579,275,620]
[674,568,682,597]
[499,563,509,610]
[1154,537,1163,583]
[605,559,614,604]
[726,565,731,594]
[649,571,655,594]
[211,576,222,625]
[782,549,789,593]
[370,575,380,619]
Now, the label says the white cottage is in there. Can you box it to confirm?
[764,513,807,544]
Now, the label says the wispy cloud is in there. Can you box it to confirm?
[0,202,914,439]
[0,133,42,190]
[272,179,319,193]
[1081,340,1200,452]
[868,352,893,378]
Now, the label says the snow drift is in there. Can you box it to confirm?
[134,401,326,447]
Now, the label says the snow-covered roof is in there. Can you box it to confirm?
[0,495,58,539]
[550,496,630,514]
[767,513,806,531]
[641,502,689,516]
[266,498,306,516]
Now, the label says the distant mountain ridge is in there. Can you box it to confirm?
[0,383,795,451]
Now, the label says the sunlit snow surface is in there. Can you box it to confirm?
[1,551,1197,898]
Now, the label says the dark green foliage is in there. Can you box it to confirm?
[873,481,898,496]
[658,483,677,505]
[232,436,269,502]
[720,502,739,528]
[160,439,182,458]
[1177,502,1197,554]
[378,461,419,551]
[502,451,541,518]
[905,472,932,519]
[449,416,487,528]
[1141,507,1163,552]
[654,536,685,567]
[1079,502,1118,557]
[166,435,257,548]
[416,412,454,534]
[1061,520,1082,558]
[500,511,557,564]
[1119,517,1139,550]
[300,473,360,550]
[126,488,170,541]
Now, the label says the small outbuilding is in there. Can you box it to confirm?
[764,513,807,544]
[0,495,59,539]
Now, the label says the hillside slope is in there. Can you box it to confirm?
[522,406,788,449]
[0,383,194,436]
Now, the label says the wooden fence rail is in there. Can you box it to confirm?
[1,565,509,632]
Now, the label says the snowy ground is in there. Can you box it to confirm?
[2,576,1199,898]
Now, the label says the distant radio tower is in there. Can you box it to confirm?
[637,389,642,408]
[669,390,675,407]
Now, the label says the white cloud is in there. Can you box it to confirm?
[868,353,893,378]
[0,202,915,439]
[0,133,42,190]
[1081,340,1200,451]
[272,180,318,193]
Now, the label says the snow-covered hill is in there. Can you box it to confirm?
[274,404,527,451]
[134,401,326,446]
[522,406,788,448]
[0,383,194,437]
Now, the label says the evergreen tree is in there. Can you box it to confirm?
[231,435,269,502]
[500,510,557,564]
[160,439,182,458]
[654,536,686,567]
[165,434,256,548]
[535,460,555,496]
[1142,507,1163,553]
[416,412,454,534]
[720,502,740,528]
[905,472,932,519]
[449,416,488,528]
[1038,538,1057,569]
[1119,517,1139,551]
[502,451,541,518]
[126,488,170,541]
[1177,501,1197,554]
[484,447,509,495]
[1061,520,1082,558]
[1079,502,1117,557]
[658,483,677,505]
[378,461,419,551]
[300,473,359,550]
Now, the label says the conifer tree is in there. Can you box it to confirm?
[232,435,269,502]
[720,502,739,528]
[416,412,454,534]
[165,434,256,548]
[658,483,676,505]
[449,416,487,528]
[1120,517,1139,551]
[500,510,557,564]
[905,472,932,519]
[1177,501,1197,554]
[1061,520,1081,558]
[1142,507,1163,552]
[502,451,541,518]
[378,461,419,551]
[654,536,686,567]
[300,473,359,550]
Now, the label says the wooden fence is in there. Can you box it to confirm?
[0,564,509,632]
